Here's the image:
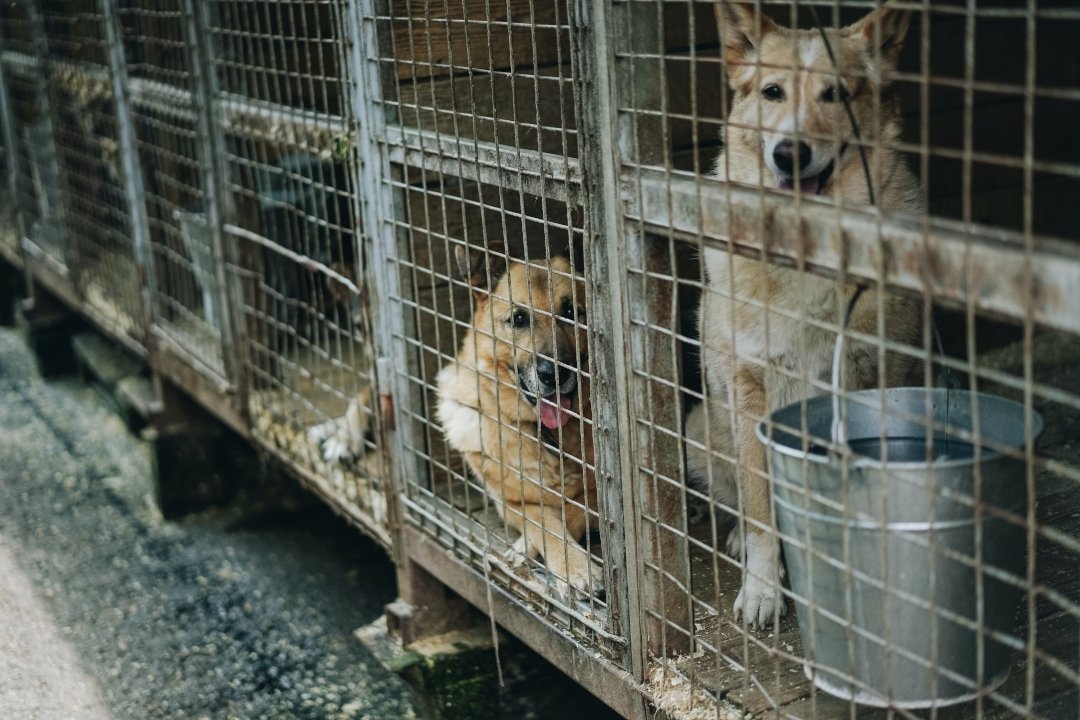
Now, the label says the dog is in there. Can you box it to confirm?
[307,288,376,464]
[436,249,602,601]
[308,385,375,463]
[688,1,923,628]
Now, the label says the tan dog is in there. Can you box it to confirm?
[688,1,922,627]
[436,251,602,600]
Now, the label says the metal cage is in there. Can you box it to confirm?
[1,1,1078,718]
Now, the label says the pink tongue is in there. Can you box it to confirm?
[538,395,573,429]
[779,175,820,194]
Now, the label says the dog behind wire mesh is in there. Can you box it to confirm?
[687,0,923,628]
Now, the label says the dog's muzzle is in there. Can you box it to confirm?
[519,357,578,430]
[777,159,834,194]
[774,141,846,195]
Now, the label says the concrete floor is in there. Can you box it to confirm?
[0,325,421,719]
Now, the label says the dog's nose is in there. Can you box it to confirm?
[536,358,574,390]
[773,140,812,176]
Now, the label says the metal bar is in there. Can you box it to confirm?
[570,0,644,683]
[616,0,692,660]
[384,125,583,204]
[0,45,17,233]
[0,49,39,75]
[100,0,155,345]
[21,0,76,280]
[223,222,361,296]
[630,171,1080,336]
[128,78,198,120]
[348,0,413,567]
[182,0,241,390]
[217,92,349,136]
[0,30,25,275]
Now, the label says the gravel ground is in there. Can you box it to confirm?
[0,325,421,720]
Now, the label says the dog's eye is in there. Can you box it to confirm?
[559,298,582,322]
[508,308,530,328]
[762,84,785,101]
[821,84,850,103]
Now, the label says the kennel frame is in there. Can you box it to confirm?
[1,1,1078,718]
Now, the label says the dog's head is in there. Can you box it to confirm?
[457,248,588,431]
[716,2,911,195]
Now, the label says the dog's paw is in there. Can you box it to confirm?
[504,536,530,568]
[732,533,786,629]
[309,418,366,464]
[560,553,605,601]
[307,420,336,445]
[320,434,353,463]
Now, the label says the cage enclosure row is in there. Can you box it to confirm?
[1,1,1078,719]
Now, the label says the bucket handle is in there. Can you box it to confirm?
[829,290,956,454]
[829,286,866,448]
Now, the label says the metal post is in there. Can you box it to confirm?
[617,0,693,659]
[0,47,17,233]
[570,0,643,682]
[572,0,692,672]
[100,0,156,344]
[181,0,242,393]
[20,0,76,280]
[347,0,470,634]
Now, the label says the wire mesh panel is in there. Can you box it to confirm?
[360,0,623,648]
[32,0,144,347]
[0,53,14,260]
[119,0,227,376]
[0,70,51,265]
[0,4,66,274]
[608,1,1080,718]
[0,17,27,263]
[205,0,390,544]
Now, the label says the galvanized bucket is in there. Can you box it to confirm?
[758,388,1042,708]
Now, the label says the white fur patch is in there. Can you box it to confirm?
[733,531,787,628]
[436,366,484,454]
[800,38,822,73]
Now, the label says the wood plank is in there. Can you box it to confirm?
[389,0,564,81]
[389,1,721,83]
[393,65,577,158]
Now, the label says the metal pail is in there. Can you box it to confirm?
[758,388,1043,708]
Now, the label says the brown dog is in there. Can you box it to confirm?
[688,1,922,628]
[436,251,602,601]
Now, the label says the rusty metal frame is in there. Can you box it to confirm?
[17,1,75,280]
[181,0,242,391]
[0,33,23,269]
[100,0,155,342]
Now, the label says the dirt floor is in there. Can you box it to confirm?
[0,325,422,720]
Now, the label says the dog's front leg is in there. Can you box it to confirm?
[732,366,786,629]
[512,498,603,601]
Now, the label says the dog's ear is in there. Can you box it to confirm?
[848,2,912,76]
[715,2,776,74]
[455,245,507,300]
